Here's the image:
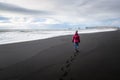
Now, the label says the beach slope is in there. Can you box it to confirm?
[0,30,120,80]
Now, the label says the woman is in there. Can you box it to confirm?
[72,30,80,52]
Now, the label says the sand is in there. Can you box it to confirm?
[0,30,120,80]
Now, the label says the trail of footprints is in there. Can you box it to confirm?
[59,52,80,80]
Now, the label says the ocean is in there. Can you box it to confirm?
[0,29,117,45]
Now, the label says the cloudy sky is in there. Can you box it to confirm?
[0,0,120,29]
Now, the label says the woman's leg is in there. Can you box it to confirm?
[74,42,79,52]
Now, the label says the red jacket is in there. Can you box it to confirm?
[72,33,80,43]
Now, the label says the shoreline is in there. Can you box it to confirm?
[0,29,117,45]
[0,30,120,80]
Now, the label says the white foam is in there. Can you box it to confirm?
[0,29,117,45]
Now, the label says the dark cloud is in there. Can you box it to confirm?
[0,0,120,27]
[53,0,120,22]
[89,0,120,12]
[0,2,52,15]
[0,16,10,23]
[0,16,9,20]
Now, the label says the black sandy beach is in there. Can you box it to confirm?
[0,30,120,80]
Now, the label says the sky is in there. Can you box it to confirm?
[0,0,120,29]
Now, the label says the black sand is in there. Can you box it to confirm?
[0,30,120,80]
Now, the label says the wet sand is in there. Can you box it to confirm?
[0,30,120,80]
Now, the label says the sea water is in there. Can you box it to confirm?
[0,29,117,45]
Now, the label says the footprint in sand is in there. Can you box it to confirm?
[74,54,77,57]
[66,63,71,68]
[61,67,64,71]
[66,60,69,64]
[74,51,80,56]
[59,51,80,80]
[61,63,71,72]
[70,56,75,62]
[62,71,69,77]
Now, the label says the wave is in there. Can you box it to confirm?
[0,29,117,45]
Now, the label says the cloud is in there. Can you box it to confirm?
[0,0,120,29]
[0,16,10,23]
[0,2,52,15]
[51,0,120,22]
[0,16,9,20]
